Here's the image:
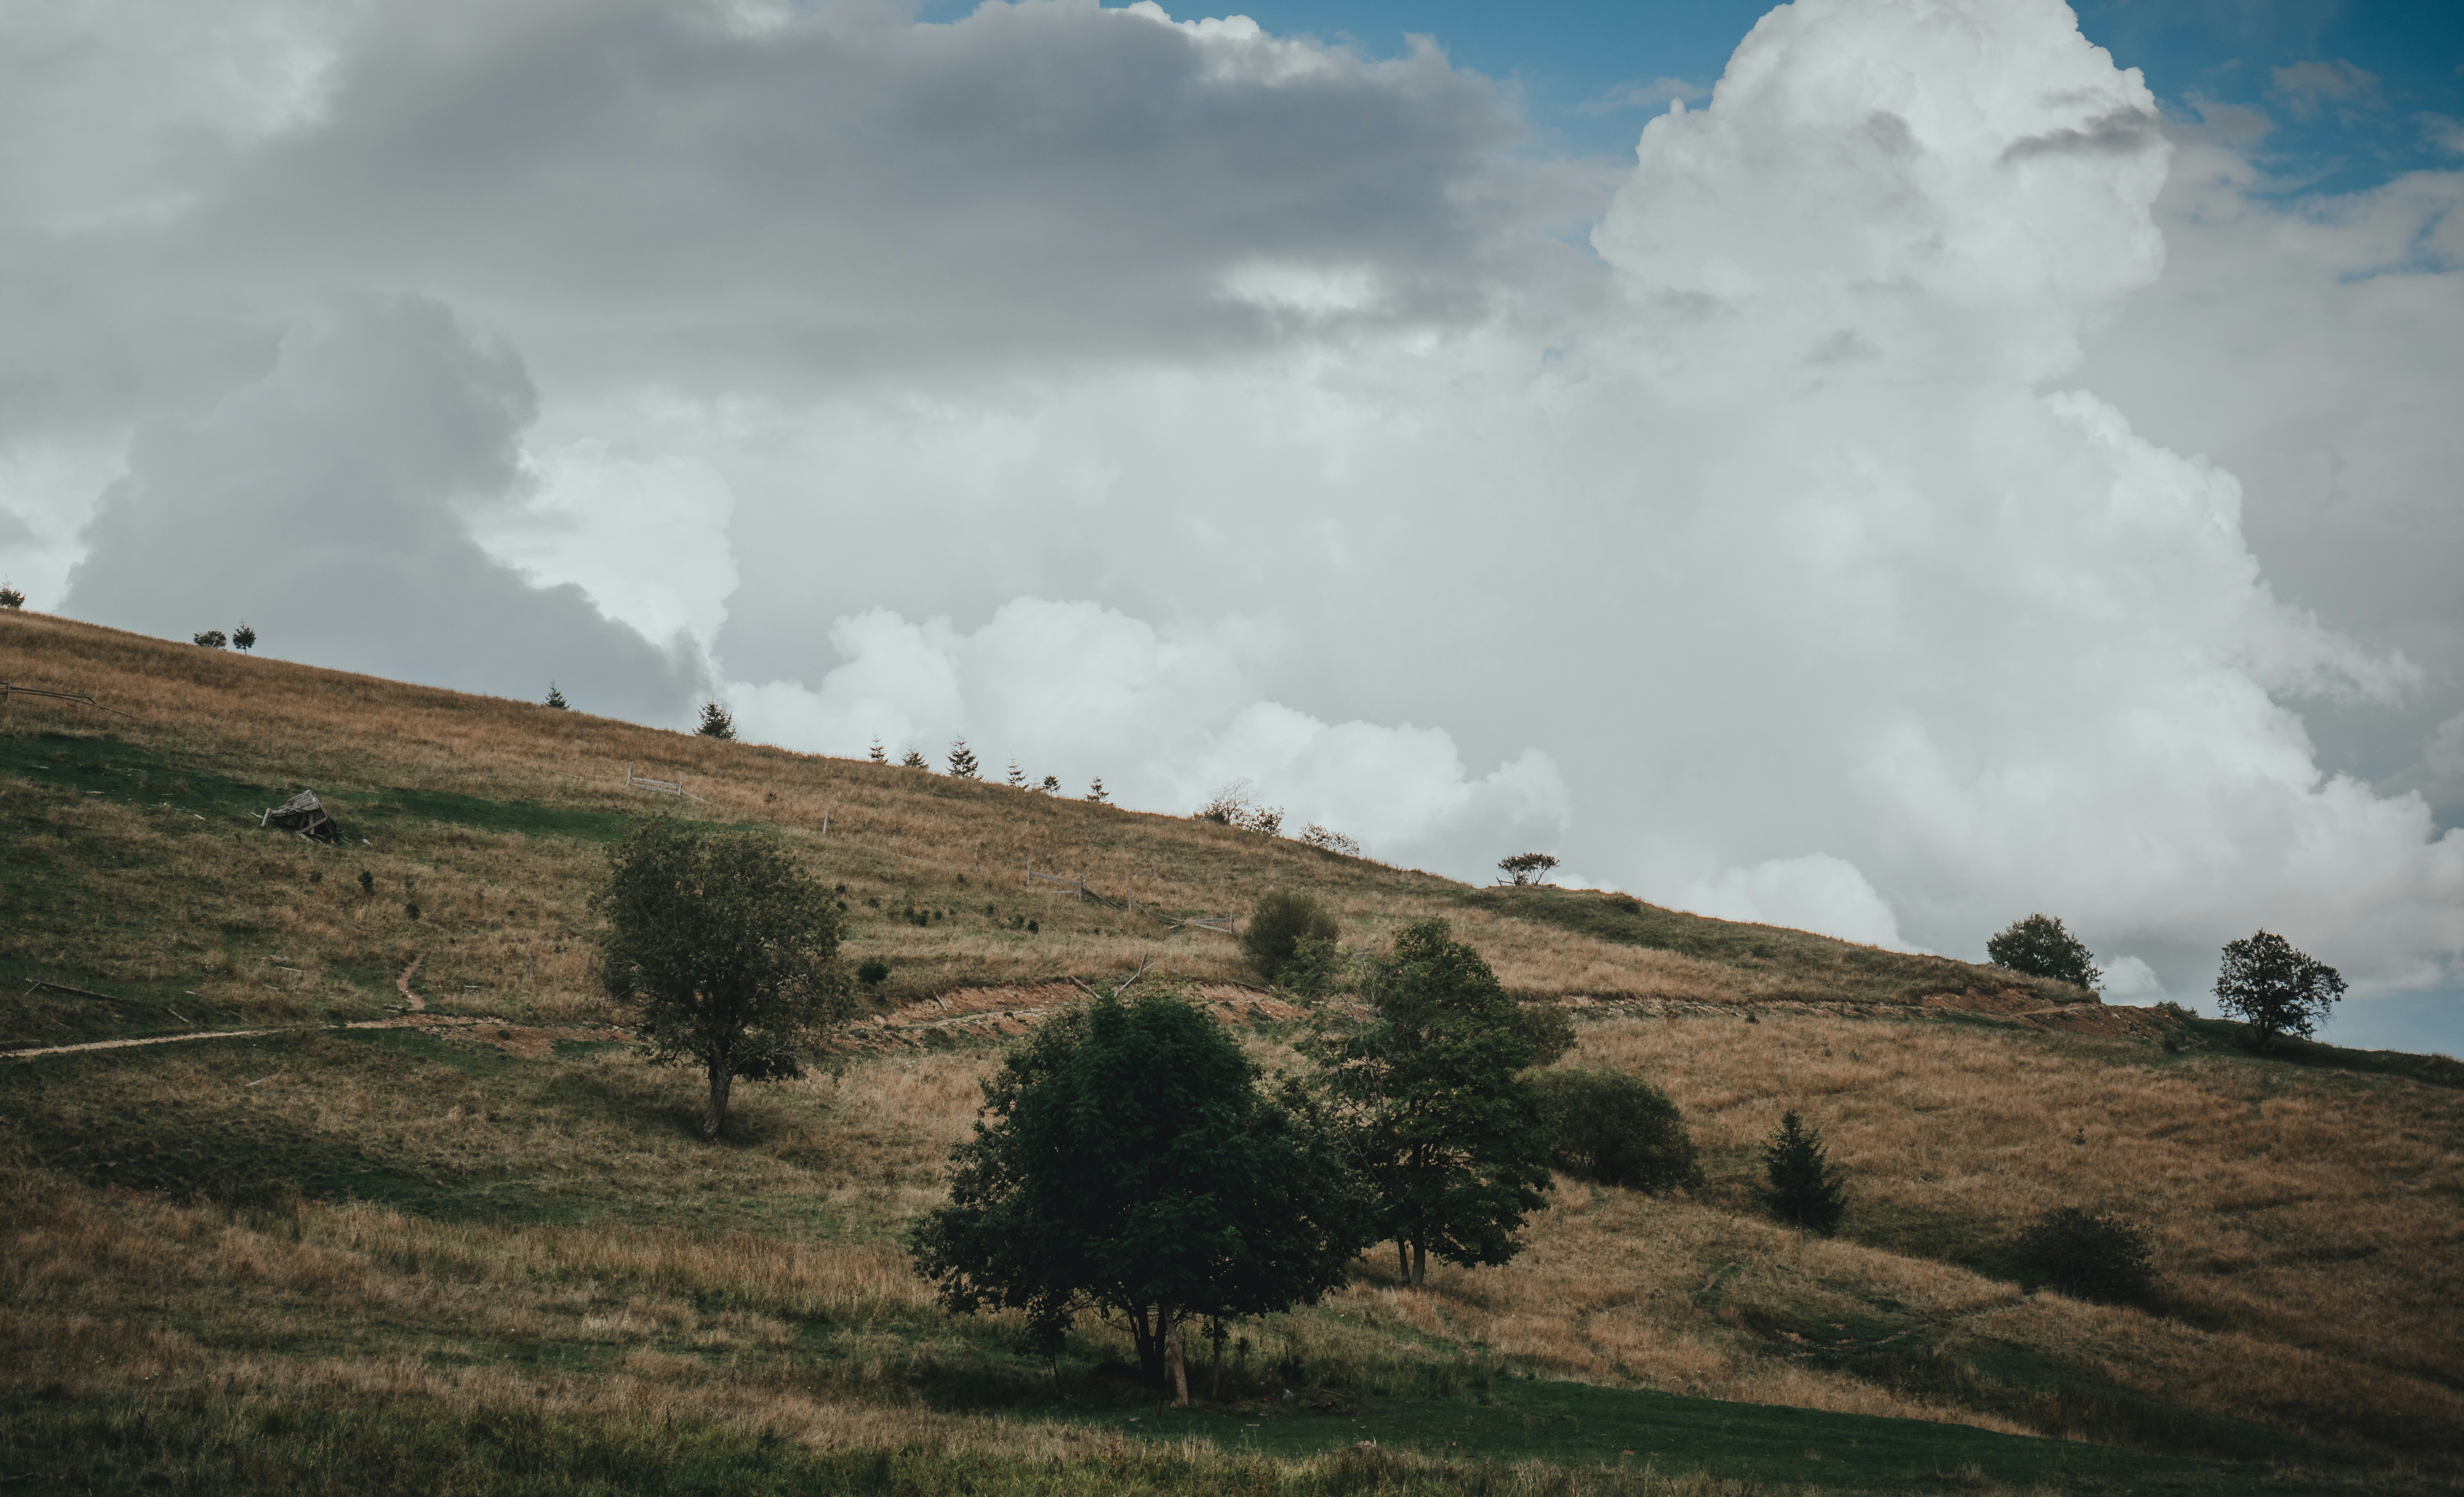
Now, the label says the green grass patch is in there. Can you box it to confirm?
[1080,1374,2329,1494]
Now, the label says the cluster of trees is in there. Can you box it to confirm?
[1987,913,2346,1046]
[1190,783,1364,860]
[191,622,257,652]
[863,736,1090,799]
[589,835,1864,1397]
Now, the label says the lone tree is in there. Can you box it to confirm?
[1242,890,1340,986]
[911,987,1368,1398]
[2214,930,2346,1046]
[1086,777,1109,804]
[594,818,851,1139]
[544,682,569,710]
[1318,919,1552,1287]
[1986,914,2101,991]
[1761,1111,1846,1234]
[232,622,257,653]
[947,738,980,779]
[1497,853,1558,887]
[0,583,23,610]
[868,738,886,763]
[193,630,227,649]
[696,701,736,740]
[2011,1207,2154,1304]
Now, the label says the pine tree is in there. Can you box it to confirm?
[947,738,980,779]
[1006,761,1027,789]
[544,683,568,710]
[1086,777,1109,804]
[1761,1111,1846,1234]
[1040,775,1060,794]
[901,748,929,769]
[232,622,257,653]
[869,738,887,764]
[696,701,736,740]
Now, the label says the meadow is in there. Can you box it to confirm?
[5,609,2459,1495]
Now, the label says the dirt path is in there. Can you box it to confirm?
[2,1028,287,1060]
[395,953,425,1011]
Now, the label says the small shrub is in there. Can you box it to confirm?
[1243,891,1339,983]
[1277,933,1352,998]
[1535,1070,1701,1193]
[1298,823,1360,856]
[856,959,891,988]
[696,702,736,740]
[2011,1207,2154,1303]
[356,870,375,896]
[193,630,228,649]
[1761,1111,1845,1233]
[1195,780,1282,835]
[0,583,23,610]
[1496,853,1557,887]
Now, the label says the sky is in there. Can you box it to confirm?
[2,0,2458,1051]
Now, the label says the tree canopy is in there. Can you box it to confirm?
[910,987,1367,1394]
[593,818,850,1138]
[2214,930,2346,1045]
[1985,914,2101,991]
[1242,890,1340,985]
[1317,919,1551,1287]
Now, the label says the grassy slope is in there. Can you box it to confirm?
[5,611,2461,1495]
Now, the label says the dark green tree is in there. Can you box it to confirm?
[1986,914,2101,991]
[696,701,736,740]
[544,682,569,710]
[1496,852,1558,887]
[947,738,980,779]
[1761,1111,1846,1233]
[193,629,227,649]
[1317,919,1552,1287]
[232,622,257,653]
[1536,1071,1701,1193]
[2213,930,2346,1046]
[0,583,23,610]
[2010,1207,2154,1304]
[1242,890,1340,984]
[593,819,851,1139]
[910,987,1368,1396]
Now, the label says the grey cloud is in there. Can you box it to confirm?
[2270,59,2383,119]
[63,294,704,720]
[2001,106,2164,162]
[170,0,1586,390]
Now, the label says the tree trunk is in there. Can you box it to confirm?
[1170,1322,1190,1406]
[1410,1239,1427,1288]
[1129,1305,1168,1389]
[1397,1239,1410,1282]
[702,1062,733,1140]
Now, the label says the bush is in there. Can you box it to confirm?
[1986,913,2101,990]
[1243,891,1340,982]
[856,959,891,988]
[192,630,228,649]
[0,583,22,610]
[2011,1207,2154,1303]
[1761,1111,1845,1233]
[1535,1070,1701,1193]
[1197,780,1283,836]
[1515,1004,1577,1067]
[232,622,257,653]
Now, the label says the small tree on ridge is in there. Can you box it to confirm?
[696,701,736,740]
[1987,914,2101,991]
[2214,930,2345,1046]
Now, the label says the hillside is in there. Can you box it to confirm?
[5,609,2461,1495]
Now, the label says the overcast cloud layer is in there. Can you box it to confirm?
[2,0,2458,1036]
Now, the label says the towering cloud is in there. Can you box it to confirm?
[3,0,2457,1022]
